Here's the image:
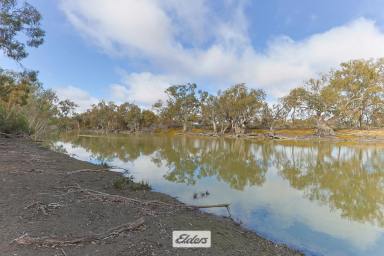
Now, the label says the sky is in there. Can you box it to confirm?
[2,0,384,112]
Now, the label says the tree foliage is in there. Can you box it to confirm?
[0,0,45,61]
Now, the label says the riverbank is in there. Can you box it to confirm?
[174,128,384,143]
[0,137,302,256]
[74,127,384,143]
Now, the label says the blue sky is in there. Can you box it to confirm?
[2,0,384,111]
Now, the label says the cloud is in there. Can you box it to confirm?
[55,85,98,112]
[60,0,384,100]
[110,72,180,107]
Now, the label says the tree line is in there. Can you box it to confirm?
[2,0,384,138]
[70,58,384,136]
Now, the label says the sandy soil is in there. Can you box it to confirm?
[0,137,302,256]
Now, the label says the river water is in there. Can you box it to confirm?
[51,134,384,256]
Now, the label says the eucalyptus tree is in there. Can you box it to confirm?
[199,91,220,133]
[165,83,199,132]
[281,87,308,125]
[261,102,288,132]
[217,84,266,134]
[140,109,158,129]
[58,99,78,118]
[118,103,141,131]
[330,59,384,129]
[303,76,339,135]
[0,0,45,61]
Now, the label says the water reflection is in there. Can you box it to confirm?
[274,143,384,227]
[53,134,384,256]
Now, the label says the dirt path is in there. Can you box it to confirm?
[0,138,302,256]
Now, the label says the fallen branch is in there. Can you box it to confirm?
[66,168,110,175]
[189,204,232,219]
[60,185,232,217]
[66,166,130,175]
[0,132,12,138]
[13,217,144,247]
[189,203,230,209]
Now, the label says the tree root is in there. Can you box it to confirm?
[12,217,145,247]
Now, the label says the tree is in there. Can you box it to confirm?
[217,84,266,134]
[282,87,308,126]
[140,110,157,129]
[57,99,78,131]
[165,83,199,132]
[58,99,78,118]
[0,0,45,61]
[261,102,288,132]
[282,75,339,135]
[118,103,141,131]
[330,59,384,129]
[199,91,219,133]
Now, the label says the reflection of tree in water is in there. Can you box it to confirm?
[153,137,270,190]
[151,136,203,185]
[275,142,384,226]
[58,134,384,226]
[58,135,163,164]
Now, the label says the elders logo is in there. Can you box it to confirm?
[172,231,211,248]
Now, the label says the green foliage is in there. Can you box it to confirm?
[77,101,158,133]
[164,83,199,131]
[281,58,384,130]
[0,0,45,61]
[0,105,28,134]
[68,59,384,135]
[0,69,59,138]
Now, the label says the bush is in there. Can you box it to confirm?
[0,106,29,134]
[113,176,151,191]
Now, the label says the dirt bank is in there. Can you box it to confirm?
[0,137,302,256]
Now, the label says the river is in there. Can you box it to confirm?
[51,134,384,256]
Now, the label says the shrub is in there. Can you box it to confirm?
[113,176,151,191]
[0,106,29,134]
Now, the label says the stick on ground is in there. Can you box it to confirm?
[12,217,145,247]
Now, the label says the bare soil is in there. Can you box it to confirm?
[0,137,302,256]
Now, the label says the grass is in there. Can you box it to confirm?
[113,176,151,191]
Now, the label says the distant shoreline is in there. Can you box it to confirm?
[67,128,384,144]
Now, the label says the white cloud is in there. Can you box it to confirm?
[60,0,384,100]
[55,85,98,112]
[110,72,180,107]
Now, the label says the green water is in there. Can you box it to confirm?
[52,134,384,256]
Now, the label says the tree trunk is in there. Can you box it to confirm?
[291,108,296,126]
[359,109,363,130]
[212,120,217,134]
[315,117,335,137]
[182,122,188,132]
[233,124,245,135]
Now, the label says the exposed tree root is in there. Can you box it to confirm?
[12,217,145,247]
